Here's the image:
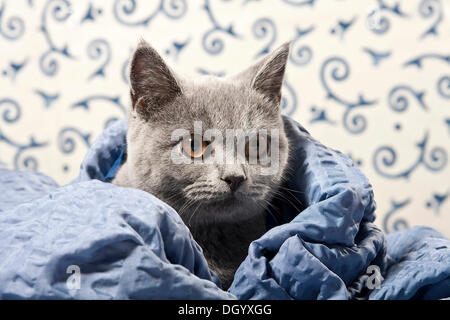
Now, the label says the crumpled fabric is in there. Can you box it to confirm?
[0,171,233,299]
[228,118,386,299]
[370,226,450,300]
[0,116,448,299]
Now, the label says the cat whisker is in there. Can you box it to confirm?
[161,190,184,203]
[270,187,304,206]
[277,186,305,195]
[270,189,303,214]
[187,201,203,228]
[275,188,304,208]
[284,190,304,208]
[252,198,280,226]
[178,198,196,218]
[186,188,224,195]
[183,183,216,193]
[251,185,269,191]
[185,189,229,201]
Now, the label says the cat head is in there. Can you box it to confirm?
[125,40,291,223]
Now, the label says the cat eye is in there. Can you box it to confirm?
[245,134,269,162]
[181,134,209,159]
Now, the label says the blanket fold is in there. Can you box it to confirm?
[0,116,449,300]
[229,118,386,299]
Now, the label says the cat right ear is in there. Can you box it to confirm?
[230,41,291,104]
[129,40,182,119]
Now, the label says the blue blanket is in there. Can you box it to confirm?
[0,117,449,299]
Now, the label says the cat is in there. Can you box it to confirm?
[113,40,291,289]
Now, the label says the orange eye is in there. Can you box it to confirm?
[182,134,208,159]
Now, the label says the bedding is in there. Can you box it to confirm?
[0,116,448,300]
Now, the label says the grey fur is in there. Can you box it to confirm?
[113,40,291,289]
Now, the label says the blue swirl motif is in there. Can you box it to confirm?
[320,57,378,134]
[289,26,314,66]
[0,99,47,170]
[87,39,111,80]
[72,95,126,114]
[419,0,443,39]
[202,0,239,55]
[373,131,447,179]
[121,48,134,85]
[437,75,450,99]
[34,90,60,108]
[2,58,28,82]
[404,53,450,68]
[72,95,127,128]
[366,0,407,35]
[347,153,363,167]
[281,80,297,116]
[165,38,190,61]
[309,106,335,125]
[122,59,129,85]
[104,117,121,129]
[113,0,187,26]
[253,18,277,58]
[57,127,91,154]
[426,190,449,214]
[197,68,225,77]
[0,2,25,41]
[39,0,74,77]
[282,0,315,6]
[388,85,428,112]
[330,17,356,40]
[81,2,103,23]
[362,48,391,67]
[0,98,21,124]
[382,199,411,234]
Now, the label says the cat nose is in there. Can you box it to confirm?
[221,175,246,192]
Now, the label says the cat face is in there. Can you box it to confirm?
[125,40,290,223]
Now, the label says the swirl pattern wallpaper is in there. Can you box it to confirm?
[0,0,449,236]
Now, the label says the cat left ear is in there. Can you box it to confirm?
[129,40,182,119]
[232,41,291,103]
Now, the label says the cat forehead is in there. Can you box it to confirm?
[178,80,277,129]
[185,76,251,101]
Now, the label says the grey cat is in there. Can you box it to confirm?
[113,40,291,289]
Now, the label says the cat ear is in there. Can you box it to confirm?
[232,41,291,103]
[129,40,182,119]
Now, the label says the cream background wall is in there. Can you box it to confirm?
[1,0,449,236]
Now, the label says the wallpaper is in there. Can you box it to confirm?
[0,0,449,236]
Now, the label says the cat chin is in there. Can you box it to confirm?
[182,205,265,226]
[180,193,267,221]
